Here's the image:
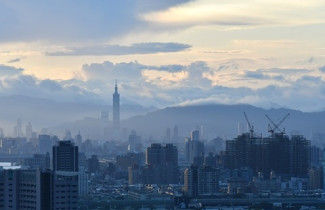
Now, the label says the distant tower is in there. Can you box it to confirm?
[185,130,205,165]
[25,122,33,139]
[113,81,120,139]
[14,118,23,137]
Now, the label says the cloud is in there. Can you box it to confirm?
[1,60,325,112]
[0,1,192,43]
[82,61,146,81]
[0,65,24,77]
[7,58,22,63]
[244,71,270,80]
[46,42,191,56]
[319,66,325,72]
[142,0,325,29]
[39,79,63,91]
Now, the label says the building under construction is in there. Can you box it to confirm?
[225,113,310,178]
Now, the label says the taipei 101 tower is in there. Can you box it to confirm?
[113,81,120,139]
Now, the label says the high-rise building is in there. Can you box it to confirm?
[24,153,50,170]
[173,125,179,141]
[128,130,142,152]
[185,130,204,165]
[184,165,219,197]
[52,140,80,204]
[226,133,269,176]
[74,132,83,147]
[53,140,78,172]
[311,145,321,165]
[53,171,78,209]
[290,135,310,176]
[309,166,323,190]
[225,132,311,178]
[164,127,171,142]
[88,155,100,174]
[143,143,179,184]
[14,118,23,138]
[0,169,53,210]
[25,121,33,139]
[184,165,198,197]
[113,81,120,139]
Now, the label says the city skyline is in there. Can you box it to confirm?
[2,2,325,209]
[0,1,324,111]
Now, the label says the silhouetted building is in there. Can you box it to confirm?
[128,130,142,152]
[25,121,33,140]
[309,166,323,190]
[225,132,310,178]
[143,143,178,184]
[311,145,321,165]
[173,125,179,141]
[252,171,281,193]
[53,140,78,172]
[184,165,219,197]
[185,130,204,165]
[290,135,310,177]
[204,152,217,167]
[116,152,143,171]
[266,134,291,176]
[14,118,23,138]
[24,153,50,170]
[128,165,141,185]
[0,169,53,210]
[53,171,79,209]
[226,133,269,176]
[74,132,83,147]
[78,167,88,196]
[164,127,171,142]
[88,155,100,174]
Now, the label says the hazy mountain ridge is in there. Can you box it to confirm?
[0,95,156,135]
[121,104,325,140]
[51,104,325,144]
[1,95,324,144]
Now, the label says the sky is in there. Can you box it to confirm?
[0,0,325,112]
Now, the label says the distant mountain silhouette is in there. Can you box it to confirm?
[0,95,156,136]
[122,104,319,139]
[53,104,325,145]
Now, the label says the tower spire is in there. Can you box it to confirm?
[113,80,120,140]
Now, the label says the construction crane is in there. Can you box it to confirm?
[244,112,254,137]
[265,113,290,136]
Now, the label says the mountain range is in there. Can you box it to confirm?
[0,95,324,146]
[52,104,325,146]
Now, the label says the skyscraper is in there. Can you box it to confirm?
[25,121,33,139]
[14,118,23,137]
[53,140,78,172]
[185,130,204,165]
[113,81,120,139]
